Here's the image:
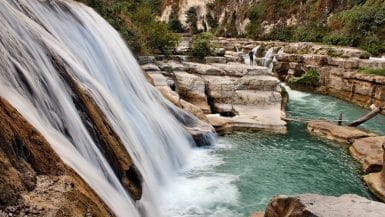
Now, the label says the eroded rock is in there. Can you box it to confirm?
[0,97,113,216]
[350,136,385,173]
[307,121,375,144]
[174,71,211,113]
[364,143,385,202]
[264,194,385,217]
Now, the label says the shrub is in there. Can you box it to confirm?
[289,68,320,88]
[190,32,214,59]
[292,24,326,42]
[168,19,185,33]
[360,33,385,56]
[322,33,358,47]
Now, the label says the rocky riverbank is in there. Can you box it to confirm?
[171,37,385,114]
[141,59,287,135]
[307,120,385,203]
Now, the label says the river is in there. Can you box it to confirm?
[160,86,385,217]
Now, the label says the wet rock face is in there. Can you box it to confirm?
[264,194,385,217]
[59,70,143,200]
[0,98,65,207]
[0,98,113,216]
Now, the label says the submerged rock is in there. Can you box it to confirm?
[263,194,385,217]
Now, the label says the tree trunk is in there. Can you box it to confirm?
[348,105,381,127]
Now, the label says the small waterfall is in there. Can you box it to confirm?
[0,0,212,216]
[243,45,260,65]
[261,47,279,70]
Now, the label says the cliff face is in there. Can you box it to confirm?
[273,43,385,112]
[160,0,354,35]
[0,97,114,216]
[160,0,254,35]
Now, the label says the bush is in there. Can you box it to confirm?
[289,68,320,89]
[327,2,385,55]
[292,24,326,42]
[190,32,214,59]
[168,19,185,33]
[322,33,358,47]
[360,33,385,56]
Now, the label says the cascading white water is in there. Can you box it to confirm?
[0,0,210,216]
[261,47,278,70]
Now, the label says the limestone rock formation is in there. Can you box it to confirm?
[273,47,385,112]
[307,121,375,144]
[143,59,287,135]
[145,69,215,146]
[263,194,385,217]
[174,71,211,113]
[364,143,385,202]
[350,136,385,173]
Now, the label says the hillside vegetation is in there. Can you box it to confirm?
[80,0,385,56]
[207,0,385,55]
[78,0,179,55]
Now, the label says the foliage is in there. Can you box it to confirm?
[326,1,385,55]
[289,69,320,88]
[77,0,179,55]
[242,0,385,56]
[360,68,385,76]
[168,19,185,33]
[186,7,199,34]
[190,32,214,59]
[206,13,219,30]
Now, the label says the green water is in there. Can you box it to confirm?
[162,88,385,217]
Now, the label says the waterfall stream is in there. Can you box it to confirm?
[0,0,210,216]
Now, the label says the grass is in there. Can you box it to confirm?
[360,68,385,76]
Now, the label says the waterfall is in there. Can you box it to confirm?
[0,0,209,216]
[262,47,279,70]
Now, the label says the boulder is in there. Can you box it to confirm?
[212,63,270,76]
[174,71,211,113]
[350,136,385,173]
[263,194,385,217]
[147,72,169,87]
[184,62,224,75]
[307,121,375,144]
[141,63,160,72]
[236,75,280,91]
[207,104,287,135]
[156,86,209,122]
[364,143,385,202]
